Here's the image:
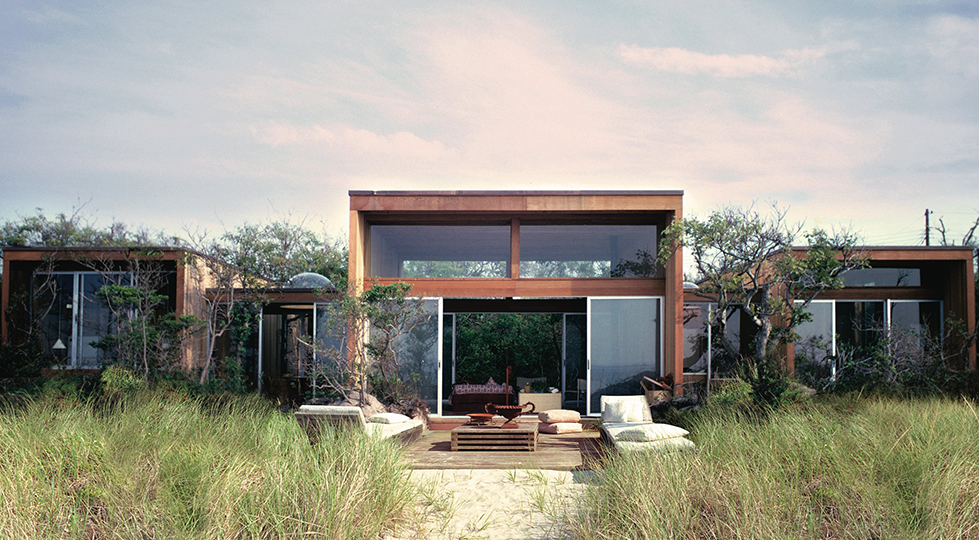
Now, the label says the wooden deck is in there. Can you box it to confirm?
[403,426,605,470]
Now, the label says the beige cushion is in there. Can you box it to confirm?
[609,423,689,442]
[364,419,423,438]
[538,422,583,434]
[538,410,581,423]
[368,412,411,424]
[297,405,367,428]
[603,400,635,423]
[616,437,697,452]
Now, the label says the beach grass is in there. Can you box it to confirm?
[569,396,979,539]
[0,391,419,539]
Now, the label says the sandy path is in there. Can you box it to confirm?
[390,469,595,540]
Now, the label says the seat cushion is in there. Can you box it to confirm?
[615,437,697,452]
[605,423,689,442]
[538,409,581,423]
[364,419,424,439]
[368,412,412,424]
[538,422,583,434]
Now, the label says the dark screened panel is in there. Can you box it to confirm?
[841,267,921,287]
[520,225,658,278]
[370,225,510,278]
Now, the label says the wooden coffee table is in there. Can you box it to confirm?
[450,423,539,451]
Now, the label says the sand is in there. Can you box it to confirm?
[389,469,596,540]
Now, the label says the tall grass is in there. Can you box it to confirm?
[570,396,979,539]
[0,391,418,539]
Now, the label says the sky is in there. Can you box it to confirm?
[1,0,978,247]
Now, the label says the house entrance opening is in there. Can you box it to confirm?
[441,298,586,416]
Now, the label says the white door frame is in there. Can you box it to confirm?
[586,296,664,416]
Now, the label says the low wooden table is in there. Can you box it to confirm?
[450,423,539,451]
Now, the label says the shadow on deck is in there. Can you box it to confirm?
[402,428,606,471]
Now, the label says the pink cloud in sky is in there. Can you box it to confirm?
[617,44,825,77]
[251,122,453,161]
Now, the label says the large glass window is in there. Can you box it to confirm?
[521,225,658,278]
[370,225,509,278]
[836,301,885,349]
[36,274,75,367]
[392,299,441,413]
[889,301,942,338]
[842,267,921,287]
[794,301,835,382]
[588,297,662,415]
[889,300,943,356]
[795,301,834,364]
[33,271,131,368]
[682,304,709,374]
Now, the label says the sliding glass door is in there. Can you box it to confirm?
[392,298,443,415]
[586,297,663,415]
[34,271,132,368]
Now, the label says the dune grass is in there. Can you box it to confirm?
[570,396,979,540]
[0,391,419,539]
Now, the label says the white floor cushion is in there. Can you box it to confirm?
[538,422,583,434]
[616,437,697,452]
[605,423,689,442]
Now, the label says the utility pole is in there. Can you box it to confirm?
[925,208,931,246]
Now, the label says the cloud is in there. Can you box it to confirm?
[21,6,87,26]
[925,15,979,78]
[250,122,453,161]
[617,45,825,77]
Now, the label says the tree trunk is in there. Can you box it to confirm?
[753,286,773,361]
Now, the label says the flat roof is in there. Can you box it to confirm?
[349,189,684,196]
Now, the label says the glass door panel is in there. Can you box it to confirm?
[587,297,662,415]
[78,273,115,367]
[794,301,835,379]
[35,274,75,367]
[562,313,586,412]
[441,313,455,415]
[393,298,442,415]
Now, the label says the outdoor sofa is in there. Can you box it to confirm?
[295,405,423,446]
[599,395,696,452]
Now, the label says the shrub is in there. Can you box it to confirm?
[741,355,791,409]
[706,378,753,409]
[0,341,47,378]
[99,366,145,396]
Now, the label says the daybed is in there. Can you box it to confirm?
[295,405,423,446]
[599,395,696,452]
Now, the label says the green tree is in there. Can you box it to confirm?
[312,282,428,405]
[659,204,866,406]
[453,313,562,385]
[222,215,347,289]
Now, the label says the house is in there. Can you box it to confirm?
[681,246,977,388]
[1,246,214,374]
[3,191,975,414]
[0,245,341,395]
[347,190,685,416]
